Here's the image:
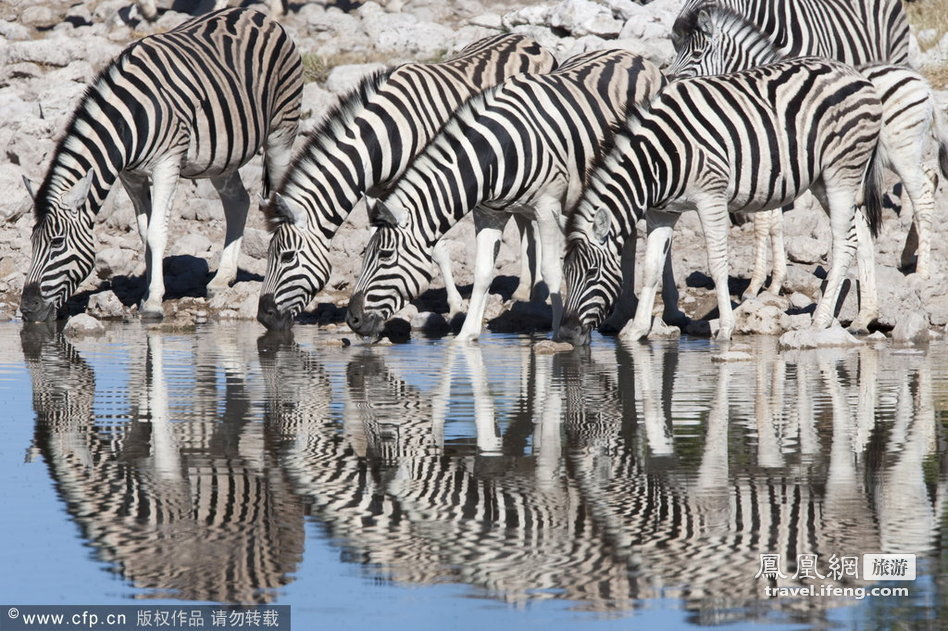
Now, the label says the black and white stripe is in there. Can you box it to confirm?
[558,57,884,345]
[671,0,910,66]
[668,5,948,331]
[21,8,302,322]
[256,33,557,331]
[345,50,666,341]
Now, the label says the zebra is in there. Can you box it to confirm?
[256,34,557,331]
[344,50,666,342]
[671,0,910,66]
[668,6,948,330]
[20,8,302,322]
[557,57,884,345]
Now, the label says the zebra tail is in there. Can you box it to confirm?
[863,141,885,239]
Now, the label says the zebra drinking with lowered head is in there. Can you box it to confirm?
[557,57,884,345]
[255,33,557,331]
[20,8,302,322]
[345,50,666,342]
[668,4,948,332]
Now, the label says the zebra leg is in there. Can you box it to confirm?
[534,200,566,338]
[744,210,771,300]
[455,211,507,343]
[769,206,787,295]
[140,161,181,319]
[697,201,736,341]
[618,210,678,342]
[811,187,858,330]
[511,215,541,303]
[119,171,152,245]
[894,164,936,278]
[848,208,879,334]
[208,170,251,297]
[431,240,465,317]
[600,237,638,333]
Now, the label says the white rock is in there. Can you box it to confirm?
[778,326,864,350]
[549,0,624,37]
[95,247,139,280]
[468,12,503,30]
[172,233,213,258]
[789,292,812,310]
[87,291,128,319]
[324,63,389,94]
[534,339,574,354]
[891,311,930,345]
[64,313,105,337]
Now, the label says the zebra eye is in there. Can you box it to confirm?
[379,247,396,262]
[280,250,297,265]
[50,236,66,251]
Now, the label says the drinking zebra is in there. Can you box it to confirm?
[557,57,884,345]
[345,50,666,342]
[256,34,557,331]
[20,8,302,322]
[669,5,947,330]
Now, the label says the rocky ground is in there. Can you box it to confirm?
[0,0,946,342]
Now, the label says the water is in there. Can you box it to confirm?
[1,320,946,630]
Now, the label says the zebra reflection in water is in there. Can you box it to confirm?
[23,326,943,615]
[264,336,941,619]
[21,325,304,603]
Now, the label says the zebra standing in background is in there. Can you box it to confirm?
[20,8,302,322]
[256,34,557,331]
[557,57,884,345]
[672,0,910,65]
[667,7,948,330]
[345,50,666,342]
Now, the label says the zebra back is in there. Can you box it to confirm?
[257,33,556,329]
[35,8,301,221]
[672,0,910,68]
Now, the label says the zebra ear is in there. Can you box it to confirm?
[271,192,308,231]
[63,170,94,212]
[696,8,713,34]
[592,207,611,244]
[22,175,36,201]
[368,196,409,229]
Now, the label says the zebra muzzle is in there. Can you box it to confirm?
[346,291,385,340]
[555,314,590,346]
[20,283,57,322]
[257,293,294,331]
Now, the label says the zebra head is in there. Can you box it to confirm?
[346,197,431,340]
[21,171,97,322]
[258,193,330,331]
[559,207,622,346]
[666,7,779,79]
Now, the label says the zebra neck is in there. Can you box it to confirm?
[279,134,381,241]
[39,147,117,217]
[390,171,481,250]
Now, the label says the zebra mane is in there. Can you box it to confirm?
[381,84,499,211]
[32,47,135,222]
[269,66,396,228]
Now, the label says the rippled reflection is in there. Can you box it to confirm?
[21,323,305,603]
[19,324,947,624]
